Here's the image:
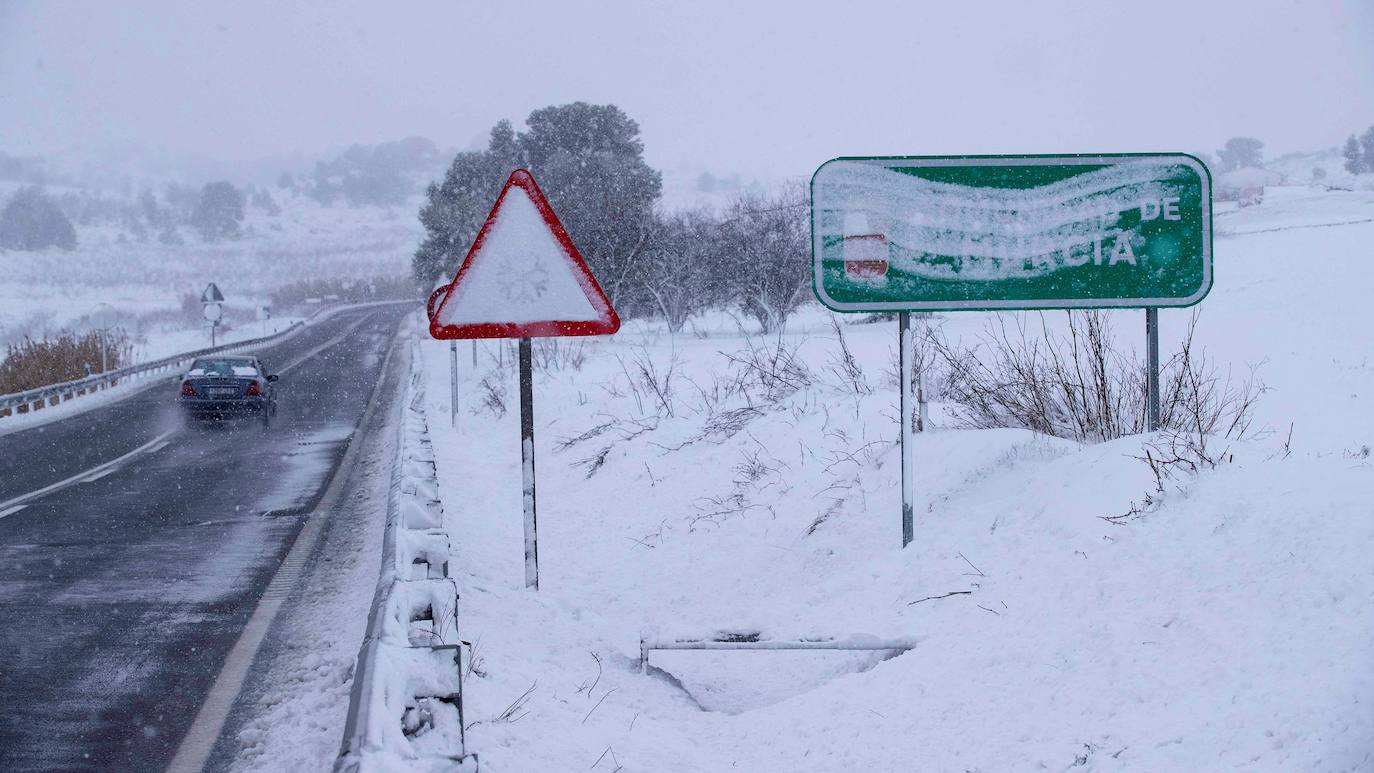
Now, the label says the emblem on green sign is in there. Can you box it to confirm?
[811,154,1212,312]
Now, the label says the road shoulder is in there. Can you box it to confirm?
[204,324,412,772]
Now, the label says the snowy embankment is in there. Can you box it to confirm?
[419,186,1373,771]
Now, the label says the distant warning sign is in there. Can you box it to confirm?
[429,169,620,339]
[811,154,1212,312]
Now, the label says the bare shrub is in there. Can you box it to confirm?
[476,374,507,417]
[533,338,587,372]
[931,310,1263,444]
[721,331,812,404]
[681,368,750,415]
[1105,428,1241,525]
[1,329,132,393]
[826,315,872,396]
[614,346,681,418]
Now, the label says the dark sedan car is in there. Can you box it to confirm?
[178,355,279,427]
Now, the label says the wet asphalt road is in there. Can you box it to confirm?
[0,304,411,772]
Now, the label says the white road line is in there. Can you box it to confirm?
[0,505,27,519]
[80,468,118,483]
[0,430,176,513]
[166,325,403,773]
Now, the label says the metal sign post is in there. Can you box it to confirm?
[450,341,459,428]
[90,303,117,374]
[811,153,1213,547]
[1146,308,1160,431]
[899,312,915,547]
[518,338,539,589]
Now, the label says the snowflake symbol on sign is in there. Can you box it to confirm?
[494,258,551,303]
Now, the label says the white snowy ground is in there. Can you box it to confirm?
[0,188,418,346]
[417,185,1373,772]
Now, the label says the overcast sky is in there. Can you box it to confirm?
[2,0,1372,182]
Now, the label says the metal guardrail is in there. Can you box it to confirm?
[0,300,416,419]
[336,334,476,772]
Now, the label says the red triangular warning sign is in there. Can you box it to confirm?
[428,169,621,340]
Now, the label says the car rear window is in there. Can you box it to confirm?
[188,359,260,377]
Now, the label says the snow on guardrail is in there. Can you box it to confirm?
[0,299,416,421]
[336,334,476,773]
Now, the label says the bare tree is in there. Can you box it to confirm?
[717,183,810,334]
[640,209,717,333]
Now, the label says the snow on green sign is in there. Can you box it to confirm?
[810,154,1212,312]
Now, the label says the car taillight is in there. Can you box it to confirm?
[245,381,263,397]
[180,381,196,396]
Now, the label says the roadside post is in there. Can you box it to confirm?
[1146,307,1160,431]
[811,154,1212,547]
[898,311,915,546]
[427,285,459,427]
[90,303,118,374]
[427,169,621,590]
[257,304,271,337]
[450,341,459,427]
[201,282,225,347]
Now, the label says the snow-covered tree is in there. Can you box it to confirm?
[414,104,662,312]
[514,103,661,312]
[1361,127,1374,174]
[1344,136,1364,175]
[138,189,165,228]
[250,187,281,215]
[1216,137,1264,172]
[716,185,810,334]
[190,181,245,241]
[413,122,520,286]
[0,186,77,250]
[640,210,719,333]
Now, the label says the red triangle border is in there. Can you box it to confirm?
[428,169,621,340]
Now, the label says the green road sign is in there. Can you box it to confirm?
[811,154,1212,312]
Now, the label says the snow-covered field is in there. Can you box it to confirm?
[416,185,1374,771]
[0,190,418,348]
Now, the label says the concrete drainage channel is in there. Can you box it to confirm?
[335,336,477,772]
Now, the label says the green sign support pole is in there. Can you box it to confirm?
[899,312,915,547]
[1146,308,1160,431]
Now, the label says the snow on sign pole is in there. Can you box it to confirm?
[428,169,621,590]
[811,154,1213,547]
